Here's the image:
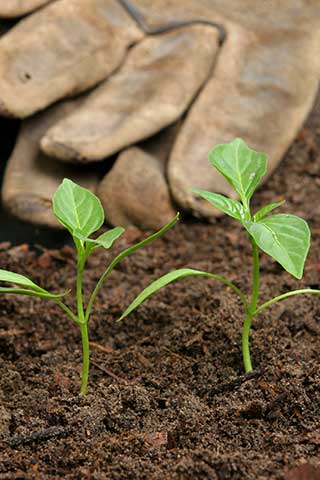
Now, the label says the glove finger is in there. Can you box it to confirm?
[2,99,100,228]
[41,24,220,163]
[120,0,319,33]
[97,125,178,230]
[0,0,143,118]
[0,1,53,18]
[169,25,320,218]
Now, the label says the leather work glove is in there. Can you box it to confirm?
[0,1,52,17]
[0,0,319,230]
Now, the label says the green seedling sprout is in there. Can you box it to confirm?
[0,179,179,395]
[119,138,320,373]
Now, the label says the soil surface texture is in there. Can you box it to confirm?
[1,100,320,479]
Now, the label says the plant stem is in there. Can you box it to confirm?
[253,288,320,316]
[85,214,180,322]
[242,311,253,372]
[76,254,89,395]
[249,236,260,313]
[184,272,249,313]
[80,322,89,396]
[85,262,113,322]
[54,299,79,324]
[242,236,260,373]
[76,257,85,322]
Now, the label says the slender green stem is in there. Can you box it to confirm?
[242,311,253,372]
[80,322,90,396]
[193,272,249,313]
[254,289,320,316]
[217,277,248,312]
[85,266,111,322]
[54,299,79,324]
[85,259,118,322]
[75,250,90,394]
[249,236,260,313]
[76,257,85,323]
[85,215,180,323]
[242,236,260,373]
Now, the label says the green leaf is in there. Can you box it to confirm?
[0,269,44,292]
[208,138,267,207]
[53,179,104,237]
[107,213,180,273]
[192,189,244,221]
[246,214,310,279]
[0,287,69,299]
[253,200,285,222]
[0,269,68,298]
[94,228,125,248]
[74,227,125,251]
[118,268,247,321]
[83,213,181,322]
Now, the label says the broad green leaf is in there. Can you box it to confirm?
[246,214,310,279]
[118,268,247,321]
[74,227,125,251]
[253,200,285,222]
[53,179,104,237]
[208,138,267,206]
[192,189,244,222]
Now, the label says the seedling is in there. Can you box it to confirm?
[0,179,179,395]
[120,138,320,373]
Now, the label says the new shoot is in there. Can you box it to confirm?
[120,138,320,373]
[0,179,179,395]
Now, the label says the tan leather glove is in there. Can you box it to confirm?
[0,0,53,17]
[1,0,319,229]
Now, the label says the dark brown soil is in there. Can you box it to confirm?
[1,100,320,479]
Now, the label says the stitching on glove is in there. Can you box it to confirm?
[118,0,226,45]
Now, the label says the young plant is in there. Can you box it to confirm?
[0,179,179,395]
[119,138,320,373]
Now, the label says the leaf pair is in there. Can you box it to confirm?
[193,138,310,279]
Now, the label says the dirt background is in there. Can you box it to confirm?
[0,97,320,478]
